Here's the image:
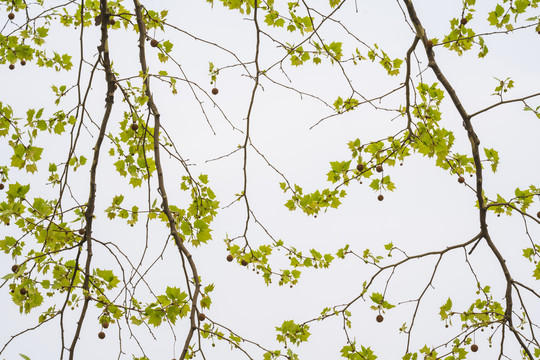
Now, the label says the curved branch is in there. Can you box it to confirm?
[470,92,540,118]
[67,1,116,359]
[132,2,201,359]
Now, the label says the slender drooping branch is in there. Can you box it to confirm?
[67,1,116,359]
[402,1,532,358]
[403,35,421,136]
[132,2,201,359]
[240,0,261,241]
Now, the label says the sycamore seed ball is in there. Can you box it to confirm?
[212,87,219,95]
[471,344,478,352]
[376,314,384,322]
[98,331,106,339]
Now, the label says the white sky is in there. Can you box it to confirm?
[1,0,540,359]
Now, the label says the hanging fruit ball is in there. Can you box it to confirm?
[470,344,478,352]
[211,87,219,95]
[376,314,384,323]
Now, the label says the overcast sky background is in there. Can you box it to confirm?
[1,0,540,359]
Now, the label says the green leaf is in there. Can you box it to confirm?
[200,296,212,309]
[483,148,500,172]
[95,269,120,289]
[534,262,540,280]
[193,219,208,230]
[329,0,340,7]
[370,292,383,305]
